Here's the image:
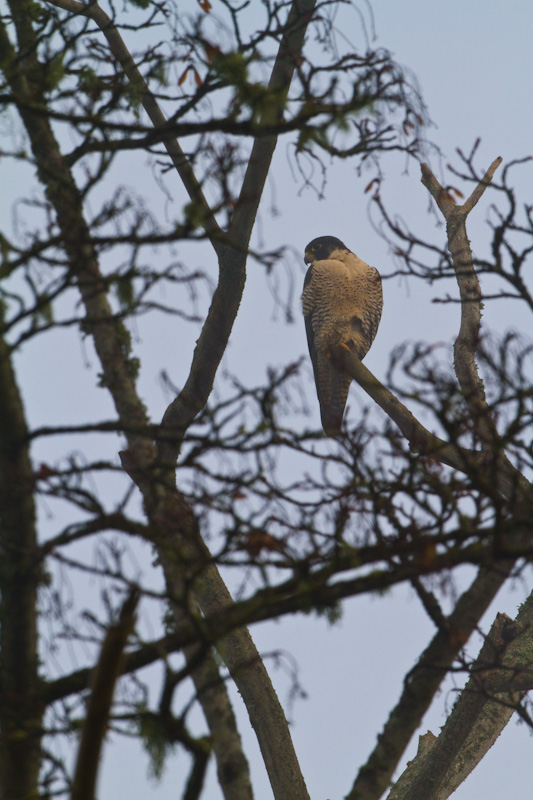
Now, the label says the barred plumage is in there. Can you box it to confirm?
[302,236,383,436]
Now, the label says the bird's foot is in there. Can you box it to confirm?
[328,342,352,359]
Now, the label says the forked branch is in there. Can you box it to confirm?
[344,563,513,800]
[395,599,533,800]
[421,158,502,449]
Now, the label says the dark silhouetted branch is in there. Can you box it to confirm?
[71,589,139,800]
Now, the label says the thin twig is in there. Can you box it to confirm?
[47,0,222,248]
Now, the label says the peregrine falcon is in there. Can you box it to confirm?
[302,235,383,436]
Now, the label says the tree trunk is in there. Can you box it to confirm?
[0,323,41,799]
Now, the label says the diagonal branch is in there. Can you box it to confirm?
[43,526,514,706]
[228,0,316,244]
[71,589,139,800]
[344,561,513,800]
[334,347,471,468]
[399,613,515,800]
[182,642,253,800]
[46,535,517,705]
[333,347,531,503]
[158,0,317,460]
[399,589,533,800]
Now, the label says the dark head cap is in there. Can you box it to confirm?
[304,236,347,265]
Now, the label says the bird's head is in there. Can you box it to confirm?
[304,235,347,265]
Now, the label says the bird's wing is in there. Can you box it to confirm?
[303,262,352,436]
[302,265,322,393]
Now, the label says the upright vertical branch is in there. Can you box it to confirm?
[0,320,41,798]
[420,158,502,449]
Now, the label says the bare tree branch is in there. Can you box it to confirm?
[387,732,437,800]
[396,587,533,800]
[345,562,513,800]
[72,589,139,800]
[47,0,223,248]
[334,346,473,468]
[158,0,318,455]
[420,159,502,449]
[0,311,40,797]
[182,642,253,800]
[400,613,517,800]
[334,346,531,502]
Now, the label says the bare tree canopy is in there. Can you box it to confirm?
[0,1,532,799]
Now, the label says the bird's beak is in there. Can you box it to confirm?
[304,251,313,265]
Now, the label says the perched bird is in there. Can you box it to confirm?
[302,235,383,436]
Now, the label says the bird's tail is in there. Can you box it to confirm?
[318,372,351,437]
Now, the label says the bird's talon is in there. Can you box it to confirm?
[339,342,351,352]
